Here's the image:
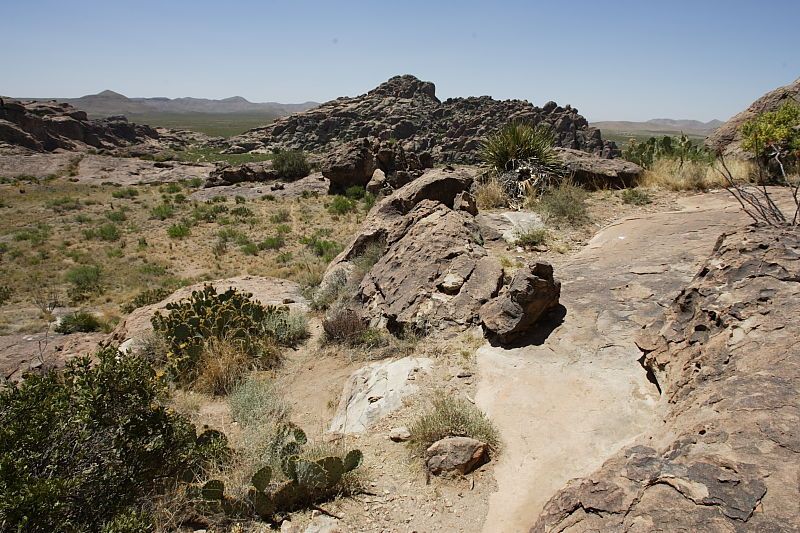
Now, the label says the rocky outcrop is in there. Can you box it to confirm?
[225,75,618,165]
[705,77,800,158]
[0,97,158,152]
[480,263,561,343]
[328,356,433,434]
[205,162,278,187]
[555,147,643,188]
[531,227,800,532]
[321,166,560,339]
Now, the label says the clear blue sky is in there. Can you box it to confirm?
[2,0,798,121]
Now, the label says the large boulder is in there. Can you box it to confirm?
[531,227,800,532]
[555,147,643,188]
[321,138,376,193]
[426,436,490,476]
[479,262,562,343]
[706,77,800,158]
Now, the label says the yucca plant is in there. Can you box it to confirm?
[480,122,562,173]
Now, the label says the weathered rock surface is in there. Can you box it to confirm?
[706,77,800,157]
[191,172,329,201]
[0,331,106,382]
[110,276,307,349]
[226,75,619,165]
[426,436,490,476]
[205,161,278,187]
[555,147,643,187]
[328,356,433,434]
[0,97,158,152]
[480,263,561,343]
[531,227,800,532]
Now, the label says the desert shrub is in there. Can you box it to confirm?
[111,187,139,199]
[121,287,172,314]
[162,182,182,194]
[741,100,800,177]
[241,242,259,256]
[151,285,303,386]
[46,196,81,212]
[0,285,12,306]
[97,223,121,242]
[54,311,101,334]
[258,235,285,251]
[322,308,368,345]
[535,181,588,225]
[65,264,102,299]
[475,176,510,209]
[229,375,290,428]
[275,223,292,234]
[363,191,377,211]
[13,223,51,246]
[623,134,712,169]
[234,195,246,204]
[269,209,291,224]
[328,195,356,215]
[193,336,270,395]
[301,234,342,262]
[272,150,311,179]
[276,251,293,264]
[151,203,175,220]
[230,206,254,218]
[345,185,366,200]
[621,188,653,205]
[410,393,500,454]
[514,227,549,248]
[167,222,191,239]
[352,239,386,278]
[192,203,227,223]
[262,309,308,346]
[0,347,217,532]
[481,122,561,173]
[640,158,737,191]
[104,209,127,222]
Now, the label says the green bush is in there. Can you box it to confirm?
[621,188,653,205]
[622,134,711,169]
[161,182,182,194]
[13,223,51,246]
[121,287,172,314]
[515,227,549,248]
[410,393,500,455]
[0,347,216,531]
[741,100,800,175]
[241,242,259,256]
[167,223,191,239]
[327,195,356,215]
[269,209,291,223]
[480,122,562,173]
[535,181,589,225]
[301,234,342,262]
[54,311,101,334]
[97,223,121,242]
[65,265,102,299]
[259,235,285,251]
[231,206,254,218]
[150,203,175,220]
[345,185,366,200]
[104,209,127,222]
[272,150,311,179]
[151,285,304,385]
[46,196,82,213]
[111,187,139,199]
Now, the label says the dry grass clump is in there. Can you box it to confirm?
[475,176,510,209]
[533,180,589,226]
[410,393,500,454]
[193,337,277,396]
[640,158,757,191]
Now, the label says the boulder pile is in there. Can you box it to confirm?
[0,97,158,152]
[532,227,800,531]
[320,166,561,338]
[224,74,619,166]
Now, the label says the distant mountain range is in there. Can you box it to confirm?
[591,118,723,136]
[23,90,318,118]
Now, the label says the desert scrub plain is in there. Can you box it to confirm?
[1,75,799,533]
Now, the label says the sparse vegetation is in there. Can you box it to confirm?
[111,186,139,199]
[514,226,549,248]
[621,188,653,205]
[65,264,102,299]
[534,180,589,225]
[328,195,357,215]
[167,222,191,239]
[410,393,500,454]
[481,122,561,173]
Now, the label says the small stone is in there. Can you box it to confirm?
[426,436,489,475]
[390,426,412,442]
[439,272,465,294]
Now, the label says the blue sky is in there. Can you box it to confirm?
[2,0,798,121]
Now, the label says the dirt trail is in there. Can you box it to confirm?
[476,192,748,533]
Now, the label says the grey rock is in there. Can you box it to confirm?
[555,147,643,187]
